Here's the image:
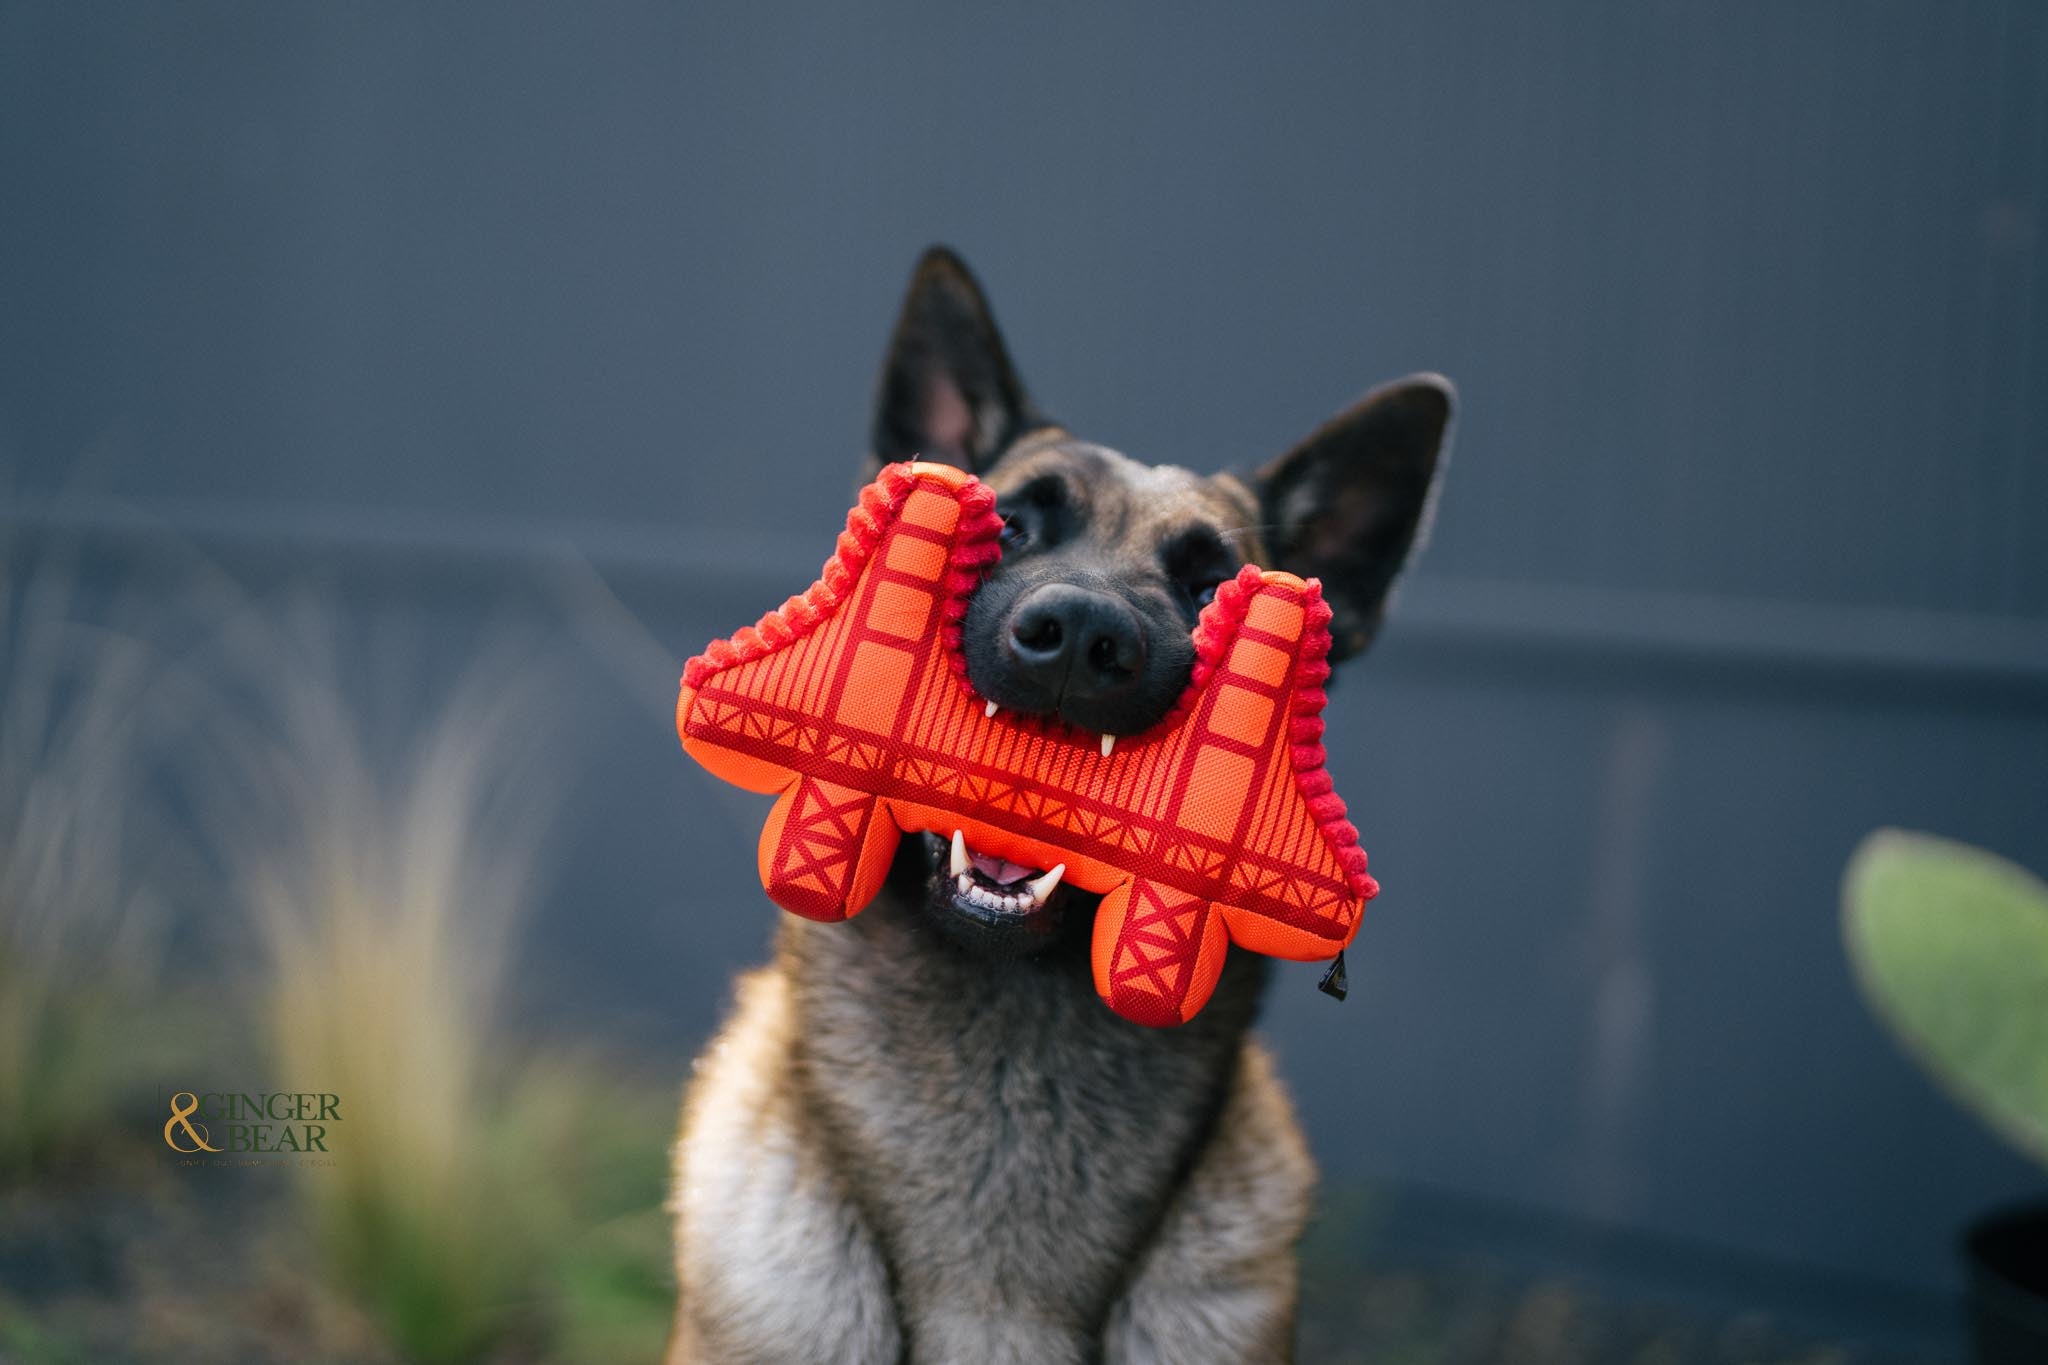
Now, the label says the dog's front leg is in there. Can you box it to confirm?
[1100,1041,1315,1365]
[668,969,903,1365]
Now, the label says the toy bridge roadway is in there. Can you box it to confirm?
[677,461,1376,1026]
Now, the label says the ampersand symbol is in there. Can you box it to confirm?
[163,1091,220,1153]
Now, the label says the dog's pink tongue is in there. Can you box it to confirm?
[969,851,1038,886]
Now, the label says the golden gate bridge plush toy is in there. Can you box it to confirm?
[675,461,1377,1027]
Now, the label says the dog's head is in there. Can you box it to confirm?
[869,247,1452,956]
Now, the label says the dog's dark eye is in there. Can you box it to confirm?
[1161,525,1235,620]
[995,476,1073,554]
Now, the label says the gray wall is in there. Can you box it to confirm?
[6,0,2045,1340]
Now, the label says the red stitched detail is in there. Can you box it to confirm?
[940,476,1004,686]
[1285,580,1376,902]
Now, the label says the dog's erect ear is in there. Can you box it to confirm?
[871,246,1039,473]
[1252,374,1454,661]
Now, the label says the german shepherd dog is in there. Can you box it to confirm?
[668,247,1452,1364]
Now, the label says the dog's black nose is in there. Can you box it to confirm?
[1004,583,1146,699]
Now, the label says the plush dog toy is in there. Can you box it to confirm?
[676,461,1376,1026]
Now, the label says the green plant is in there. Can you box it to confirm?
[0,546,169,1179]
[527,1059,677,1364]
[0,1293,91,1365]
[201,607,680,1363]
[207,617,569,1361]
[1843,829,2048,1168]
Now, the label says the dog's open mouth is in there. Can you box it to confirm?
[919,829,1078,951]
[946,828,1065,914]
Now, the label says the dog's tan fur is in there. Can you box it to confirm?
[668,937,1312,1364]
[667,248,1450,1363]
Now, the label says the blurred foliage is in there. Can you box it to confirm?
[289,1056,674,1364]
[0,547,172,1181]
[1298,1267,1884,1365]
[0,1057,676,1364]
[0,550,679,1361]
[1293,1179,1925,1365]
[193,607,675,1363]
[1843,829,2048,1170]
[533,1072,676,1365]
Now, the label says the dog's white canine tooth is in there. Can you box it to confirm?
[950,829,969,877]
[984,699,1000,719]
[1100,734,1116,758]
[1028,864,1065,902]
[957,873,972,894]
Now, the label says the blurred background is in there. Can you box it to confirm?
[2,3,2045,1362]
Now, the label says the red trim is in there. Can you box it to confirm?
[1286,578,1378,902]
[680,462,1004,694]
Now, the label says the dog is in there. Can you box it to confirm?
[667,247,1452,1364]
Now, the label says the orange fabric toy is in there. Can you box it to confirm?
[676,461,1377,1026]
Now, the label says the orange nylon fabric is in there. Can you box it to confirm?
[676,461,1377,1026]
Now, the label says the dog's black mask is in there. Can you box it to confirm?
[959,451,1236,738]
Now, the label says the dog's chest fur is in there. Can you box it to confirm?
[788,882,1269,1336]
[670,859,1310,1364]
